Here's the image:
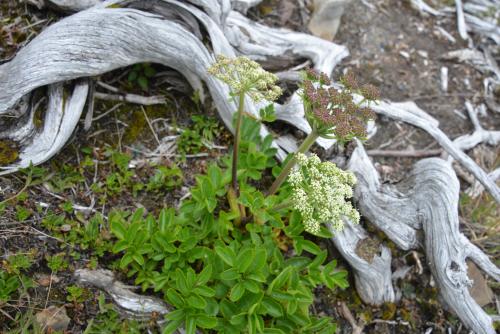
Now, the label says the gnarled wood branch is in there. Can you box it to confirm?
[347,144,500,334]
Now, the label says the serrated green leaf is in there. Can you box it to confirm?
[249,248,267,272]
[259,104,276,122]
[300,240,322,255]
[132,253,144,266]
[119,253,133,268]
[165,309,185,322]
[162,319,183,334]
[268,267,292,293]
[176,269,189,295]
[286,299,298,314]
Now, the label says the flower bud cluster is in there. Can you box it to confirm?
[207,55,282,102]
[288,153,360,234]
[301,69,378,142]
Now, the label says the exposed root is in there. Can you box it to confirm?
[75,269,171,318]
[347,144,500,334]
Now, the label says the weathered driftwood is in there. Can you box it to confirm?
[452,101,500,152]
[370,100,500,203]
[75,269,171,317]
[463,0,500,45]
[455,0,469,40]
[347,144,500,334]
[330,220,395,305]
[410,0,441,17]
[0,82,88,174]
[467,167,500,198]
[0,0,349,172]
[1,1,499,333]
[348,143,421,251]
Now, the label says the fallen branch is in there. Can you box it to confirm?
[451,101,500,152]
[94,92,166,105]
[455,0,469,40]
[370,100,500,203]
[367,149,442,158]
[75,269,171,317]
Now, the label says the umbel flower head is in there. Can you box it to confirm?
[288,153,359,234]
[208,55,282,102]
[301,69,378,142]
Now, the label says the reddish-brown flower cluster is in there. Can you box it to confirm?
[301,69,377,142]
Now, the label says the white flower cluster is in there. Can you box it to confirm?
[207,55,282,102]
[288,153,359,234]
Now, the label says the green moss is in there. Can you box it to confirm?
[0,139,19,165]
[123,109,147,144]
[381,302,397,320]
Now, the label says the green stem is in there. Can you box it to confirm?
[270,200,293,212]
[266,130,319,197]
[231,92,245,196]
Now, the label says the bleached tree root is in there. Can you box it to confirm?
[75,269,171,317]
[452,101,500,152]
[1,1,499,333]
[347,144,500,334]
[330,221,395,305]
[0,81,88,174]
[370,101,500,203]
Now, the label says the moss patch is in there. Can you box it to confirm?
[0,139,19,165]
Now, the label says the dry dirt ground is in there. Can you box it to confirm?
[0,1,499,333]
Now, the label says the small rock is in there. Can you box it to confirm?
[60,224,72,232]
[35,306,71,332]
[399,51,410,59]
[417,50,428,58]
[308,0,352,41]
[36,274,61,287]
[467,260,494,307]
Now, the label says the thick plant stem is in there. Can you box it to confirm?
[232,93,245,196]
[267,130,319,196]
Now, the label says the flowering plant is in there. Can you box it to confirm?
[302,69,378,141]
[110,58,377,334]
[289,153,359,234]
[208,55,281,202]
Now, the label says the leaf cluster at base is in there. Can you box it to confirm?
[110,116,349,334]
